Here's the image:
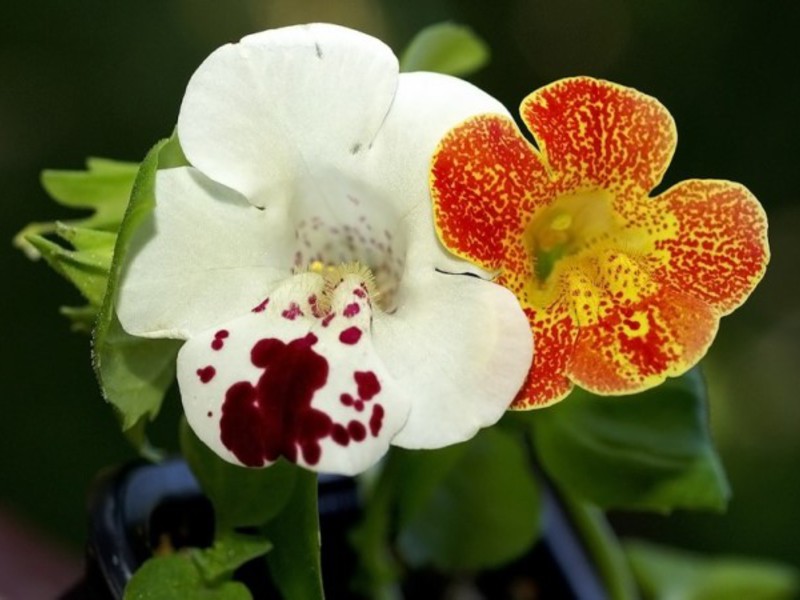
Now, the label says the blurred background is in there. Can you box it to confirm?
[1,0,797,592]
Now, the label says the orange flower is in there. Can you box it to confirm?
[430,77,769,408]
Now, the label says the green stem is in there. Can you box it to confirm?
[562,494,639,600]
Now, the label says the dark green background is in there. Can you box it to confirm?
[2,0,797,569]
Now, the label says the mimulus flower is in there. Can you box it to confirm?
[116,24,532,474]
[431,77,768,408]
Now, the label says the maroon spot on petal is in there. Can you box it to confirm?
[343,302,361,318]
[211,329,230,350]
[197,366,216,383]
[353,288,366,299]
[220,332,332,467]
[340,393,354,407]
[354,371,381,401]
[339,327,362,345]
[332,424,350,446]
[354,401,364,412]
[207,411,213,418]
[348,420,366,442]
[322,313,335,328]
[251,298,270,313]
[370,404,385,437]
[281,302,303,320]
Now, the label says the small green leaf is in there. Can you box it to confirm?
[262,470,324,600]
[40,158,138,230]
[531,369,730,512]
[396,428,541,571]
[399,22,490,76]
[25,228,115,307]
[191,532,272,585]
[180,418,297,531]
[626,540,800,600]
[124,553,251,600]
[93,138,183,434]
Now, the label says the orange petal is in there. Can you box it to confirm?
[521,77,676,200]
[431,114,552,270]
[509,302,577,409]
[567,284,718,395]
[651,179,769,315]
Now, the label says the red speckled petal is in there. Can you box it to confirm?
[509,302,577,409]
[431,114,552,270]
[651,179,769,315]
[521,77,676,200]
[567,284,718,395]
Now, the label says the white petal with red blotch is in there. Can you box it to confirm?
[117,167,292,339]
[177,24,398,206]
[179,274,409,476]
[373,269,533,449]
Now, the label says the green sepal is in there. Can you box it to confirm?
[92,137,182,434]
[626,540,800,600]
[180,418,297,532]
[123,553,252,600]
[399,22,490,76]
[529,369,731,512]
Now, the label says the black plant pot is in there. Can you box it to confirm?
[62,459,606,599]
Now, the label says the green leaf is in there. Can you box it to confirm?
[395,428,541,571]
[191,532,272,585]
[14,157,138,328]
[124,553,251,600]
[626,540,800,600]
[180,418,298,531]
[530,369,731,512]
[93,138,183,433]
[40,158,139,230]
[399,22,490,76]
[25,227,115,307]
[262,470,324,600]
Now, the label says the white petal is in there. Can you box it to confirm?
[117,167,292,339]
[178,23,398,205]
[360,71,512,275]
[179,274,409,476]
[373,270,533,449]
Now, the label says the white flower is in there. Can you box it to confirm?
[117,24,532,475]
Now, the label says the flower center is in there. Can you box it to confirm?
[289,178,407,312]
[526,189,621,284]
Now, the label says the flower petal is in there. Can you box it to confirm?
[363,72,512,276]
[521,77,676,199]
[430,114,551,271]
[567,283,718,395]
[179,274,409,476]
[651,179,769,315]
[511,303,576,409]
[178,24,398,205]
[373,270,533,448]
[117,167,291,339]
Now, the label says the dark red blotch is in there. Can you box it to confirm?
[220,333,332,467]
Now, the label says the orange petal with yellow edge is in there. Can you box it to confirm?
[431,114,552,270]
[567,284,718,395]
[509,302,577,409]
[521,77,676,200]
[651,179,769,315]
